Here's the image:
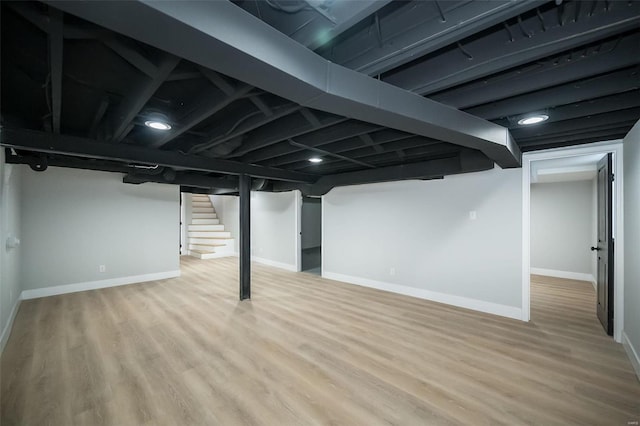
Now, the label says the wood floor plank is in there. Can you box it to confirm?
[2,257,639,425]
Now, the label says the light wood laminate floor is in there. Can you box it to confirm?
[2,259,639,425]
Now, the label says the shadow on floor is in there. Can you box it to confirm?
[302,246,321,274]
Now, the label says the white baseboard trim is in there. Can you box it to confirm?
[622,331,640,382]
[231,252,298,272]
[531,268,596,288]
[21,270,181,300]
[322,271,522,321]
[251,256,298,272]
[0,295,22,354]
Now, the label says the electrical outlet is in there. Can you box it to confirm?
[390,267,396,276]
[469,210,477,220]
[99,265,106,273]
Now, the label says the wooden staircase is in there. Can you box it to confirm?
[187,194,234,259]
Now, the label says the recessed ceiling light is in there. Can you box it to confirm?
[308,157,323,163]
[144,120,172,130]
[518,114,549,126]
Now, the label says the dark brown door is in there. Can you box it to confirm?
[593,153,614,335]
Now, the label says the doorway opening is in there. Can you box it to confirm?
[180,192,235,260]
[522,141,624,342]
[301,196,321,275]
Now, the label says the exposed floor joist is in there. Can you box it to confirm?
[48,9,63,134]
[47,0,521,168]
[468,67,639,120]
[431,32,640,110]
[384,1,640,95]
[318,0,546,77]
[238,0,393,51]
[0,128,316,183]
[105,55,180,143]
[274,149,493,196]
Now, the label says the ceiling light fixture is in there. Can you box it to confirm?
[144,120,172,130]
[308,157,323,163]
[517,114,549,126]
[144,112,172,130]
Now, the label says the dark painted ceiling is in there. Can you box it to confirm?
[1,0,638,194]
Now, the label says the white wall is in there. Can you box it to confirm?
[0,152,23,351]
[20,167,180,293]
[530,180,595,280]
[302,198,321,249]
[323,167,523,319]
[623,120,640,378]
[211,191,299,271]
[180,192,195,256]
[211,194,238,245]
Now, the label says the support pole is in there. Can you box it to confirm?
[239,174,251,300]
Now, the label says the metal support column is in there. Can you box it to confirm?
[239,173,251,300]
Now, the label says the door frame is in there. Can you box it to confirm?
[522,140,624,343]
[180,192,186,256]
[295,190,302,272]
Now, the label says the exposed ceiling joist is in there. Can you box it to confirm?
[149,84,253,149]
[6,2,96,39]
[166,71,201,81]
[48,9,63,134]
[358,133,384,153]
[0,128,317,183]
[266,133,426,168]
[101,37,159,78]
[519,121,636,144]
[228,113,348,159]
[384,1,640,95]
[287,138,375,168]
[88,96,110,138]
[238,0,393,50]
[432,33,640,110]
[106,54,180,143]
[273,149,494,196]
[5,150,248,191]
[298,0,394,50]
[123,172,240,189]
[511,107,640,139]
[125,172,268,195]
[519,127,631,151]
[192,104,302,153]
[240,120,384,164]
[321,0,546,77]
[468,67,639,120]
[495,91,640,128]
[48,0,521,168]
[6,151,132,173]
[291,140,451,172]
